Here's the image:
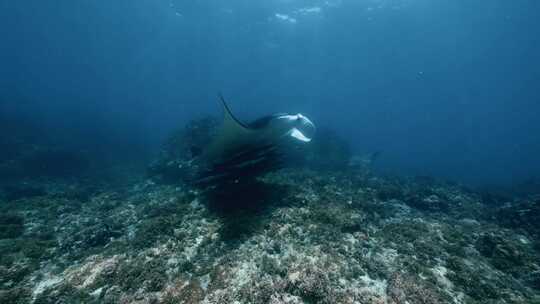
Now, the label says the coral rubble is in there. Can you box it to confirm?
[1,167,539,304]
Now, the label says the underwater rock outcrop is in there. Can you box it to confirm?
[298,127,351,170]
[147,117,219,184]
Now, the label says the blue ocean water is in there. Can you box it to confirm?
[3,3,540,303]
[1,0,539,186]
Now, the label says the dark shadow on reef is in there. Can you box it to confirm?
[202,179,291,243]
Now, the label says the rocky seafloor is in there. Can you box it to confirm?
[1,167,540,304]
[1,116,540,304]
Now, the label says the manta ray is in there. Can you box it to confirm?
[195,95,316,186]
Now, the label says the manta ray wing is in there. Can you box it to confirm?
[196,95,285,186]
[203,94,257,163]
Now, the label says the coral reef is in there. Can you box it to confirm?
[147,117,219,184]
[1,167,539,304]
[1,119,539,303]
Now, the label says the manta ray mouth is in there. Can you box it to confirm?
[289,128,313,142]
[290,114,316,142]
